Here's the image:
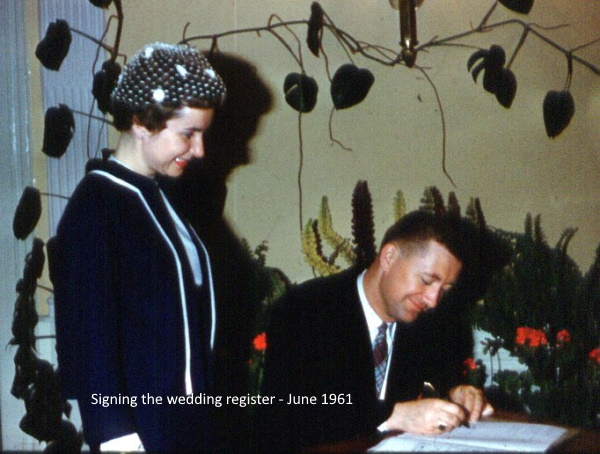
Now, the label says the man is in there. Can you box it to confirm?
[259,210,496,449]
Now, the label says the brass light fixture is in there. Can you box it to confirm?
[389,0,423,67]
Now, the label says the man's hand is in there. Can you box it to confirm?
[448,384,494,422]
[384,399,468,435]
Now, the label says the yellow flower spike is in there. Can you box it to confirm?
[301,219,340,276]
[393,190,406,221]
[318,197,356,265]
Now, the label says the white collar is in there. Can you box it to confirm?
[357,270,396,342]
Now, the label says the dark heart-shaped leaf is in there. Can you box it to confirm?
[330,64,375,110]
[468,45,516,107]
[10,293,36,346]
[92,59,122,114]
[543,90,575,138]
[306,2,324,57]
[19,413,42,441]
[35,20,72,71]
[11,347,36,397]
[467,49,488,72]
[88,0,113,8]
[468,45,507,93]
[485,45,506,71]
[23,238,46,288]
[499,0,534,14]
[42,104,75,158]
[481,46,506,93]
[13,187,42,240]
[43,420,82,453]
[284,72,319,113]
[494,68,517,108]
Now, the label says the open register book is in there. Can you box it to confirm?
[369,420,576,452]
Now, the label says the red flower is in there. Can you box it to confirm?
[515,327,548,348]
[463,357,477,371]
[589,348,600,365]
[556,329,571,345]
[253,332,267,351]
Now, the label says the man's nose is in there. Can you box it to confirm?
[424,285,443,309]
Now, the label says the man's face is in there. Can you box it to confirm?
[377,240,462,323]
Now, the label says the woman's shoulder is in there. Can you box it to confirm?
[57,165,139,229]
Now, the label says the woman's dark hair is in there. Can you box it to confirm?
[111,98,217,132]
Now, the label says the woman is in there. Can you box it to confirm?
[48,43,226,452]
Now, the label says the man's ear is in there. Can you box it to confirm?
[380,243,399,272]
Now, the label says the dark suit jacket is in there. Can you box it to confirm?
[258,267,473,450]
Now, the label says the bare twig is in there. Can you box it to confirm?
[321,9,355,65]
[40,192,70,200]
[419,19,600,75]
[112,0,124,59]
[571,36,600,53]
[564,52,573,91]
[71,109,112,124]
[297,112,304,233]
[70,27,111,51]
[477,1,499,30]
[506,28,529,70]
[416,66,456,188]
[267,14,303,68]
[328,108,353,151]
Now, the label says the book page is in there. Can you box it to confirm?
[369,420,571,452]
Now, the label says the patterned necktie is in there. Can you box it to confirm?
[373,322,388,395]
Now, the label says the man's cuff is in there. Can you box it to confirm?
[377,420,390,432]
[100,433,143,452]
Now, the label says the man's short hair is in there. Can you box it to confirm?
[380,210,480,266]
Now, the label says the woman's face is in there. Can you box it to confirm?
[137,106,214,177]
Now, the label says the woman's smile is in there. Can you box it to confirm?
[174,157,190,169]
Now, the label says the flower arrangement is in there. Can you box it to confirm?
[473,215,600,428]
[241,240,290,396]
[463,357,488,389]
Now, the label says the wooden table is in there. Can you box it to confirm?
[308,410,600,453]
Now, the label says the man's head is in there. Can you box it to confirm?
[365,210,479,324]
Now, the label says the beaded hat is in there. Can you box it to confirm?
[110,42,226,111]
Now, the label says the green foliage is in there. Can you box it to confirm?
[474,214,600,427]
[242,239,290,397]
[240,239,289,335]
[473,215,598,351]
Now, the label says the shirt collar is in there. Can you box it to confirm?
[357,270,396,342]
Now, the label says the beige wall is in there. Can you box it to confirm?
[34,0,600,283]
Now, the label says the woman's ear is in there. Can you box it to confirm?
[131,116,150,139]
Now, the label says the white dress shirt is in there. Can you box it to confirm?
[357,270,396,400]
